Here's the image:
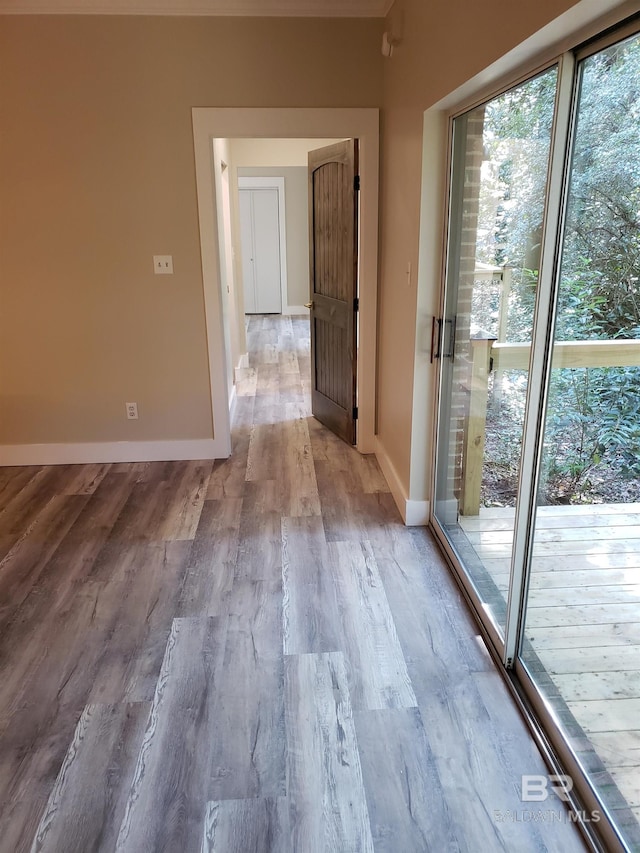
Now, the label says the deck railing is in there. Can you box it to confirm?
[460,336,640,516]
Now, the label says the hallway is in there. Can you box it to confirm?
[0,314,587,851]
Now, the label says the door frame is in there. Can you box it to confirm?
[238,176,288,315]
[192,108,379,458]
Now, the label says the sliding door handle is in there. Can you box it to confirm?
[443,317,456,359]
[430,317,443,362]
[431,316,457,361]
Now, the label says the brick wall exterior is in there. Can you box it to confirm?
[449,108,485,504]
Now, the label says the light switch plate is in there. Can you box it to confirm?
[153,255,173,274]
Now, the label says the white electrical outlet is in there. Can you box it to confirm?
[153,255,173,274]
[126,402,139,420]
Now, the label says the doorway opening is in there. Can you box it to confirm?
[191,108,379,459]
[222,137,361,446]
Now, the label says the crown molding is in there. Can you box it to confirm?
[0,0,393,16]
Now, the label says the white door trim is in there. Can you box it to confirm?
[238,176,288,315]
[192,107,379,457]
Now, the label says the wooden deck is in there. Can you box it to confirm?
[459,503,640,827]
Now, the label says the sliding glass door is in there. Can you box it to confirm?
[518,30,640,850]
[432,22,640,853]
[433,67,559,643]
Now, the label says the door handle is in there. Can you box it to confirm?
[430,317,456,362]
[443,317,456,359]
[305,301,314,309]
[430,317,443,362]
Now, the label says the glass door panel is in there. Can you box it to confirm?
[520,31,640,846]
[434,68,558,639]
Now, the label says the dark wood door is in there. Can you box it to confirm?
[308,139,359,445]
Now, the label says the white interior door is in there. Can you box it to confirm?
[239,188,282,314]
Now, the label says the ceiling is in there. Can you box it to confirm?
[0,0,392,15]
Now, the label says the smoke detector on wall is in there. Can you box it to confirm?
[381,30,400,57]
[381,7,403,58]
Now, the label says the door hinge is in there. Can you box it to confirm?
[353,297,359,312]
[354,174,360,192]
[353,406,358,420]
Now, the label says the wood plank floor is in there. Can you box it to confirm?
[0,315,588,852]
[458,505,640,832]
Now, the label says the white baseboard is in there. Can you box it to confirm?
[374,436,429,527]
[404,498,430,527]
[284,305,310,316]
[0,438,227,466]
[237,352,249,369]
[229,384,238,423]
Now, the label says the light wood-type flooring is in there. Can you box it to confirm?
[0,315,588,852]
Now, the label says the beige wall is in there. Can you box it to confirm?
[0,16,382,445]
[2,5,615,504]
[375,0,582,497]
[231,138,344,168]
